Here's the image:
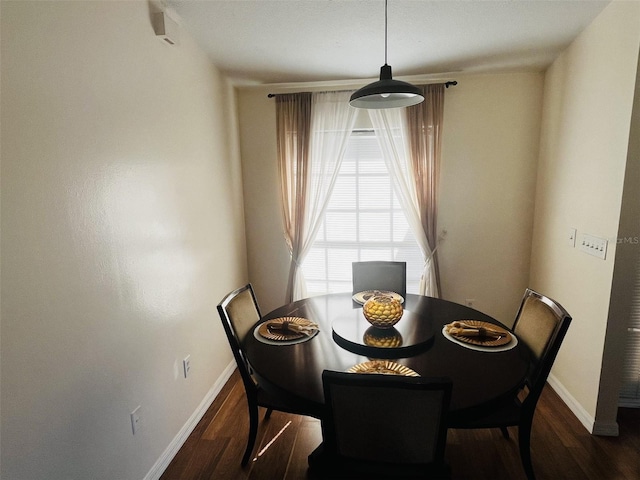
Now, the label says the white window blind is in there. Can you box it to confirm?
[619,253,640,407]
[302,130,423,296]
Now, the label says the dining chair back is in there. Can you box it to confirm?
[221,284,261,345]
[309,370,452,478]
[352,261,407,298]
[447,288,572,480]
[217,284,311,466]
[513,289,572,395]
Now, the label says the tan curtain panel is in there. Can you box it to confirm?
[406,83,445,295]
[275,93,312,302]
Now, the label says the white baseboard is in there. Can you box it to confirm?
[143,360,237,480]
[546,373,596,434]
[547,373,621,436]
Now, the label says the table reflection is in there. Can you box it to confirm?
[332,308,435,359]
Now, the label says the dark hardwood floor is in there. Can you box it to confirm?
[160,370,640,479]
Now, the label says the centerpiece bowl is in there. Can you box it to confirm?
[362,294,404,329]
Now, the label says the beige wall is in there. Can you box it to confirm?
[236,87,291,314]
[439,73,543,323]
[237,72,544,323]
[1,2,246,479]
[530,0,640,433]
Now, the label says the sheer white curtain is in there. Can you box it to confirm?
[291,90,357,300]
[369,108,439,297]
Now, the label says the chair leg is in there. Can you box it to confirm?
[518,421,535,480]
[242,398,259,466]
[500,427,510,439]
[264,407,273,420]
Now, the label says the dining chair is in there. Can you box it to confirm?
[308,370,452,479]
[352,261,407,299]
[447,288,572,480]
[217,284,312,466]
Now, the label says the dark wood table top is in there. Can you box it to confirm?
[244,292,530,419]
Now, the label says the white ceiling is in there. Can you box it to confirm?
[166,0,611,85]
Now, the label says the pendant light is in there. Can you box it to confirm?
[350,0,424,109]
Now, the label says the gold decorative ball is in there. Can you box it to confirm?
[362,295,404,329]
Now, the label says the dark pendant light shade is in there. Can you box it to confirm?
[349,64,424,109]
[349,0,424,109]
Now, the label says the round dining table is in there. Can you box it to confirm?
[243,292,530,420]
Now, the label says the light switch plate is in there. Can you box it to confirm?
[568,228,577,247]
[579,233,607,259]
[183,355,191,378]
[130,406,141,435]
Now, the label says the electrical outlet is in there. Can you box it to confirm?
[130,406,141,435]
[183,355,191,378]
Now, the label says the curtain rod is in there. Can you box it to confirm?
[267,80,457,98]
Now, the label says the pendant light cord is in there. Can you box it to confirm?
[384,0,388,65]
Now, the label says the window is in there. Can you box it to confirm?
[302,130,423,296]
